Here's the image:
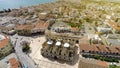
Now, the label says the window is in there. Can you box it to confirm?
[6,61,9,64]
[82,50,85,52]
[59,52,61,55]
[76,40,79,43]
[1,47,4,50]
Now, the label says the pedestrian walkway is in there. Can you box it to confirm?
[35,58,66,68]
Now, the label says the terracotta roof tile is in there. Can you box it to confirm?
[79,44,120,53]
[107,46,119,53]
[44,22,49,28]
[79,44,98,52]
[97,60,108,67]
[16,21,49,30]
[16,24,34,30]
[35,23,43,29]
[115,46,120,52]
[35,22,49,29]
[9,58,19,68]
[71,27,79,32]
[96,45,109,52]
[80,59,108,67]
[0,34,9,49]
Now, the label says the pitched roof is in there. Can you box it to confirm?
[97,60,108,67]
[106,46,119,53]
[79,59,108,67]
[16,21,49,30]
[96,45,109,52]
[79,44,120,53]
[16,24,34,30]
[35,22,49,29]
[70,27,79,32]
[79,44,98,52]
[0,34,10,49]
[9,58,19,68]
[108,20,120,30]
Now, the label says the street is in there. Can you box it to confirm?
[10,34,37,68]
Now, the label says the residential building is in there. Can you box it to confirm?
[106,20,120,33]
[46,30,80,44]
[79,44,120,59]
[0,34,12,57]
[1,24,16,35]
[88,34,102,44]
[69,9,79,17]
[39,12,49,20]
[78,59,108,68]
[15,20,49,35]
[106,34,120,46]
[46,21,81,44]
[50,21,71,33]
[0,17,19,27]
[0,53,20,68]
[9,58,20,68]
[97,27,112,34]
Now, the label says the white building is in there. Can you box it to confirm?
[97,27,112,33]
[88,34,102,44]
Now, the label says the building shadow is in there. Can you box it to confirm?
[41,53,79,65]
[66,54,79,65]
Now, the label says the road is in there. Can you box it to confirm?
[10,34,37,68]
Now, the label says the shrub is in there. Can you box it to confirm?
[93,54,119,63]
[23,45,30,52]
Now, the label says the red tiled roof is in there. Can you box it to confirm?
[44,22,49,28]
[35,23,43,29]
[116,46,120,52]
[97,60,108,67]
[96,45,109,52]
[107,46,119,53]
[16,21,49,30]
[35,22,49,29]
[16,24,34,30]
[79,44,120,53]
[79,44,98,52]
[9,58,19,68]
[71,27,79,32]
[0,34,10,49]
[80,59,108,67]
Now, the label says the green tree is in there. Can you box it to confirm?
[23,45,30,52]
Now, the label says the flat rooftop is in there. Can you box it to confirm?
[0,53,18,68]
[107,34,120,46]
[107,34,120,39]
[108,39,120,46]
